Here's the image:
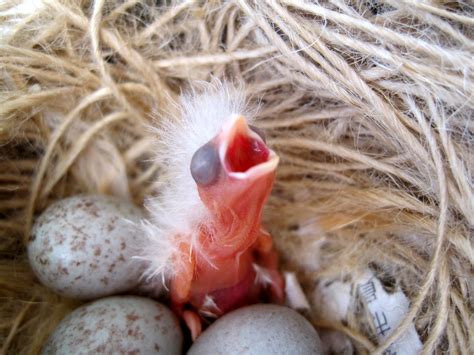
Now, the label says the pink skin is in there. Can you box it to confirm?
[169,117,284,340]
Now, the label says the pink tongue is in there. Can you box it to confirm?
[225,133,269,173]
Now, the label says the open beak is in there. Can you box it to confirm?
[192,115,279,257]
[219,115,279,180]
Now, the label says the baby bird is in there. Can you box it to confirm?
[138,82,284,340]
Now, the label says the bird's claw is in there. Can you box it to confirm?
[183,310,202,341]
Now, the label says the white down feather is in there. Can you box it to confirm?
[135,80,255,284]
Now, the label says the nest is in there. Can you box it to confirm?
[1,0,472,353]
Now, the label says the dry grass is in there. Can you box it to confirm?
[0,0,472,353]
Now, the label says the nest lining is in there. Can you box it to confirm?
[0,0,473,354]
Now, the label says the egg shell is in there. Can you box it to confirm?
[43,296,182,354]
[28,195,144,299]
[188,304,323,355]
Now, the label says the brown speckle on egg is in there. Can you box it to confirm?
[42,296,182,354]
[28,195,145,300]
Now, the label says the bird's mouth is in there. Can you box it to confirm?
[220,115,279,179]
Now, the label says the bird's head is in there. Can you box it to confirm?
[190,115,279,256]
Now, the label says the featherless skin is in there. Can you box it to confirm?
[138,82,284,339]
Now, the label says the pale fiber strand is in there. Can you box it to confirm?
[257,107,355,128]
[0,303,32,354]
[1,87,78,119]
[153,47,277,68]
[24,87,114,243]
[104,0,140,23]
[375,95,451,354]
[330,34,468,94]
[229,21,256,51]
[132,164,160,186]
[238,1,361,104]
[97,28,170,105]
[283,0,473,68]
[450,287,472,331]
[48,0,168,107]
[250,1,436,171]
[123,137,155,163]
[271,8,471,105]
[422,258,450,354]
[26,15,67,49]
[90,0,144,121]
[450,309,468,355]
[387,1,474,49]
[264,1,435,152]
[0,46,100,84]
[40,112,129,199]
[271,138,431,193]
[400,0,474,26]
[1,0,471,352]
[136,0,196,42]
[2,64,89,87]
[210,3,236,50]
[425,95,474,225]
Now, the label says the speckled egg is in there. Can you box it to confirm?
[43,296,183,354]
[28,195,144,299]
[188,304,323,355]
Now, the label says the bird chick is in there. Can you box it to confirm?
[138,82,284,340]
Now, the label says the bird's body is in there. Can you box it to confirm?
[138,82,283,339]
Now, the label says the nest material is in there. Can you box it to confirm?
[0,0,472,354]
